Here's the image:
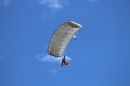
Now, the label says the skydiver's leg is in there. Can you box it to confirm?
[61,63,63,67]
[61,59,64,67]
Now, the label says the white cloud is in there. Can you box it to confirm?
[38,0,69,17]
[39,0,63,9]
[35,43,71,77]
[0,0,10,6]
[39,0,69,9]
[35,53,71,77]
[36,53,71,63]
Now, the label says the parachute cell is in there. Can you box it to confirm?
[48,21,82,57]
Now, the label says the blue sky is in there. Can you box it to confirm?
[0,0,130,86]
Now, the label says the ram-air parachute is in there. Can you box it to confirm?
[48,21,82,57]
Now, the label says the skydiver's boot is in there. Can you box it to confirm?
[61,63,63,67]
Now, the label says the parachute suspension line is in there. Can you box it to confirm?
[62,47,66,57]
[62,33,68,57]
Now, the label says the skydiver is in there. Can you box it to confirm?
[61,55,66,67]
[61,55,70,67]
[73,35,77,40]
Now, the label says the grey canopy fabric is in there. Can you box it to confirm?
[48,21,82,57]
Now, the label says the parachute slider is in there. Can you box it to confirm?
[73,35,77,40]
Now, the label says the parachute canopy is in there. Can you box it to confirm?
[48,21,82,57]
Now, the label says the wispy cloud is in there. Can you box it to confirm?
[38,0,69,17]
[35,53,71,77]
[50,68,59,77]
[39,0,63,9]
[50,67,70,77]
[35,43,71,77]
[0,0,10,6]
[36,53,71,63]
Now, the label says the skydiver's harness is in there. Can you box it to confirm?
[62,59,66,63]
[62,58,66,63]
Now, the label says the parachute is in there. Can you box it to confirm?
[48,21,82,57]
